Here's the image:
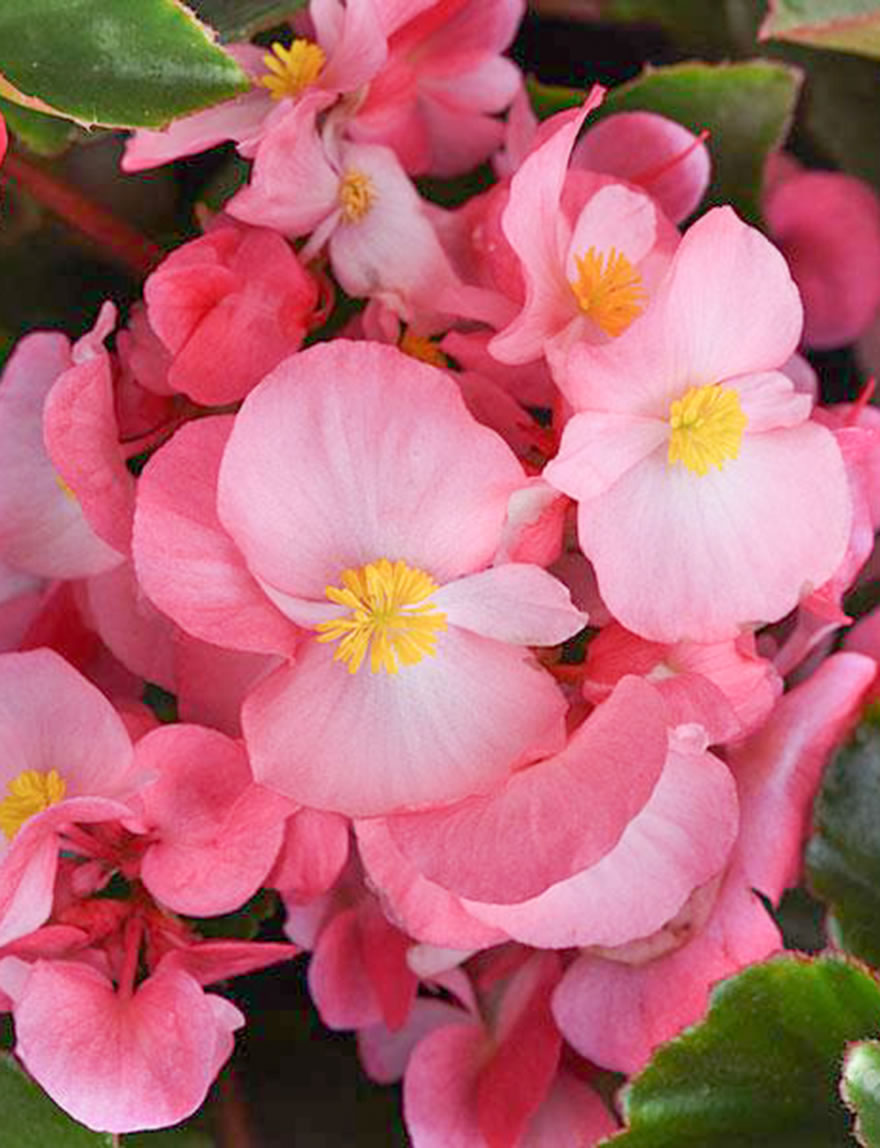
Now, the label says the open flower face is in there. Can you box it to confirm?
[545,207,853,643]
[215,341,586,816]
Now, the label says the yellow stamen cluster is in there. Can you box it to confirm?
[667,384,748,476]
[338,170,375,223]
[570,247,646,337]
[399,330,449,369]
[258,39,326,101]
[0,769,66,840]
[316,559,447,675]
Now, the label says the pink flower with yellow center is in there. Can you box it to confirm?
[545,207,852,643]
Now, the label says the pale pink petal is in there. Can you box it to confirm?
[572,423,851,643]
[433,563,586,645]
[385,676,668,903]
[565,183,658,278]
[175,637,280,737]
[227,91,339,235]
[84,562,177,691]
[464,745,738,948]
[217,341,525,597]
[359,998,470,1084]
[403,1021,487,1147]
[544,410,669,503]
[319,0,388,91]
[13,961,242,1133]
[727,370,812,432]
[0,333,121,578]
[243,627,567,816]
[133,416,299,656]
[356,819,507,950]
[574,111,710,223]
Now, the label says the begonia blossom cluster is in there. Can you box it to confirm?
[2,0,880,1141]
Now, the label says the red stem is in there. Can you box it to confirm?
[1,150,164,277]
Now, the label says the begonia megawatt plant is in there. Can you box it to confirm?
[3,0,880,1144]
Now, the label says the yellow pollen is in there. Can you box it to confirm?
[258,39,326,100]
[55,473,77,501]
[338,170,375,223]
[399,330,449,369]
[570,247,646,337]
[0,769,66,840]
[667,384,747,476]
[316,558,447,675]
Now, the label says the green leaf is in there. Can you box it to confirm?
[842,1041,880,1147]
[606,955,880,1146]
[529,60,802,223]
[0,1054,113,1146]
[761,0,880,59]
[189,888,279,940]
[0,0,248,129]
[0,96,76,156]
[188,0,306,41]
[806,712,880,967]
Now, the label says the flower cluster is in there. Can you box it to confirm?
[3,0,880,1140]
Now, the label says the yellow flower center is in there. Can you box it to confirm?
[399,330,449,369]
[55,473,77,501]
[258,39,326,100]
[0,769,67,840]
[569,247,646,337]
[667,384,747,476]
[338,170,375,223]
[316,558,447,675]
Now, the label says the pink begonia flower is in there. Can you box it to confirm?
[553,651,874,1072]
[582,623,782,742]
[356,681,739,954]
[545,206,852,644]
[349,0,524,178]
[0,897,295,1134]
[496,85,710,227]
[489,94,681,369]
[42,303,136,557]
[0,649,141,946]
[0,327,123,580]
[228,93,464,322]
[123,5,388,172]
[129,724,291,917]
[143,219,319,405]
[212,341,584,816]
[371,952,618,1147]
[764,153,880,349]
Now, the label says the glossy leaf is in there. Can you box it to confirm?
[189,0,306,41]
[0,1054,113,1146]
[807,713,880,967]
[0,97,76,156]
[528,59,801,223]
[0,0,248,129]
[606,956,880,1146]
[842,1041,880,1147]
[761,0,880,58]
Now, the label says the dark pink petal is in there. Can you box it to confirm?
[269,807,350,904]
[135,724,290,916]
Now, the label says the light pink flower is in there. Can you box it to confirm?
[211,341,585,816]
[489,94,681,368]
[545,207,852,643]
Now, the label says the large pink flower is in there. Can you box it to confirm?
[545,207,852,643]
[209,341,585,816]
